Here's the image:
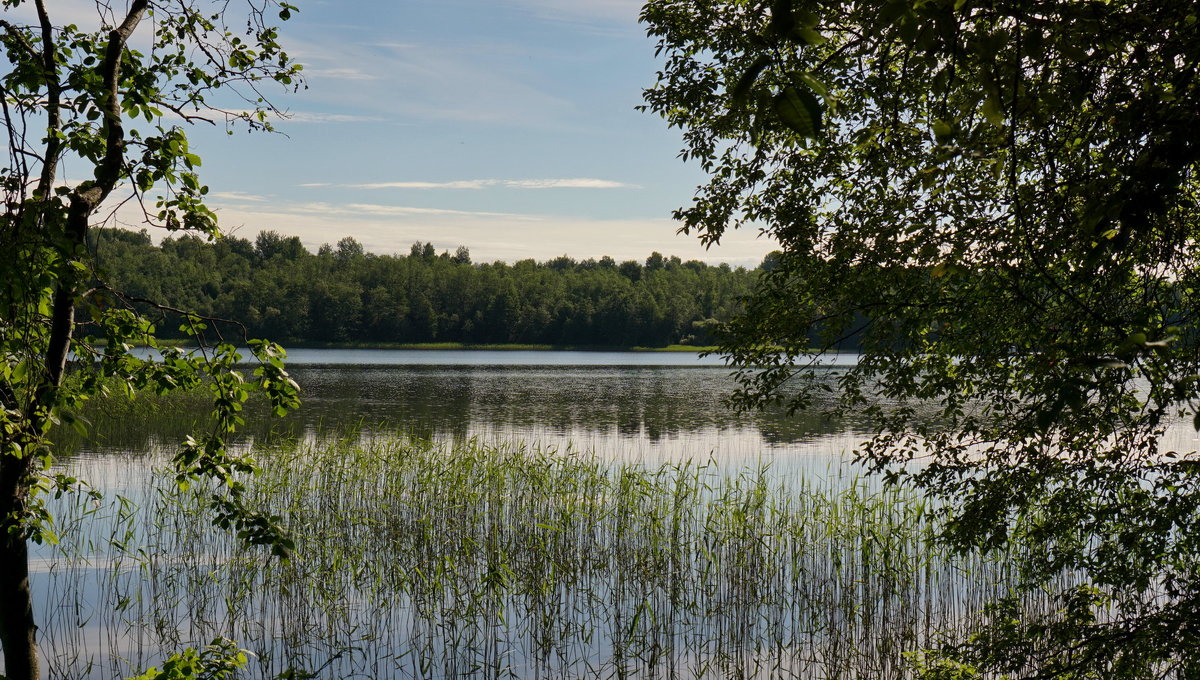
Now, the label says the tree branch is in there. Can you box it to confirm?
[33,0,58,198]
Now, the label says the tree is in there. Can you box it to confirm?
[335,235,364,264]
[546,254,577,272]
[642,0,1200,676]
[452,245,472,265]
[256,229,308,262]
[618,259,643,282]
[0,2,302,678]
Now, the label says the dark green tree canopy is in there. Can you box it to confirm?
[91,228,759,348]
[643,0,1200,675]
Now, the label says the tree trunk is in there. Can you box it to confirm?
[0,457,37,680]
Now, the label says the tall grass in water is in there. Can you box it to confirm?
[41,436,1057,679]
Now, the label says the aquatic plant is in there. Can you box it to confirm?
[39,435,1078,679]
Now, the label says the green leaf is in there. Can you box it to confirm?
[793,72,829,100]
[769,0,795,37]
[932,119,953,142]
[789,26,826,46]
[773,85,823,138]
[730,54,774,106]
[981,97,1005,126]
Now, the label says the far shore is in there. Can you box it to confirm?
[133,339,720,353]
[278,342,719,353]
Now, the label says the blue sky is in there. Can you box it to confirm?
[23,1,777,265]
[71,1,776,264]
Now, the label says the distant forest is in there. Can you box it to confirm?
[90,229,764,347]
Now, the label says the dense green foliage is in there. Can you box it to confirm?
[91,228,759,347]
[642,0,1200,676]
[0,2,301,678]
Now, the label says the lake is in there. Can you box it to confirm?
[32,350,901,679]
[77,349,872,476]
[84,347,1197,473]
[31,349,1198,679]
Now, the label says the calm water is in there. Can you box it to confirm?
[67,346,1200,482]
[32,350,876,679]
[278,348,733,366]
[79,349,871,474]
[31,350,1200,679]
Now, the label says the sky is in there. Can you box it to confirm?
[44,0,778,266]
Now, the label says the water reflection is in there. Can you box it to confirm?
[290,365,856,441]
[75,363,876,470]
[69,356,1200,484]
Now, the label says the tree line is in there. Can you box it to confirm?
[90,228,761,347]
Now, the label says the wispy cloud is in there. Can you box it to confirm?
[352,180,495,190]
[282,111,385,124]
[508,178,636,190]
[284,201,538,220]
[277,34,576,128]
[320,178,637,190]
[200,201,773,266]
[301,67,379,82]
[509,0,644,34]
[208,191,269,202]
[161,108,384,125]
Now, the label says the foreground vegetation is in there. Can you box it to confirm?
[642,0,1200,672]
[42,435,1081,680]
[0,2,304,677]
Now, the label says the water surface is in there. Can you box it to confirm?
[81,350,870,474]
[34,349,1200,680]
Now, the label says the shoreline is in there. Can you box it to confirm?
[275,342,720,353]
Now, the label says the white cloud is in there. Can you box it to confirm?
[96,191,774,266]
[353,180,494,190]
[283,201,536,220]
[275,34,576,128]
[197,201,774,266]
[338,178,637,190]
[507,178,635,190]
[154,106,382,127]
[207,191,268,202]
[214,108,384,125]
[301,67,379,81]
[281,111,385,124]
[509,0,644,33]
[543,0,641,19]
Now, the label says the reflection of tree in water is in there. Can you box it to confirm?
[283,366,744,439]
[66,363,882,456]
[756,407,848,445]
[289,365,885,446]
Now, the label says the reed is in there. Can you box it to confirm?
[38,434,1076,679]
